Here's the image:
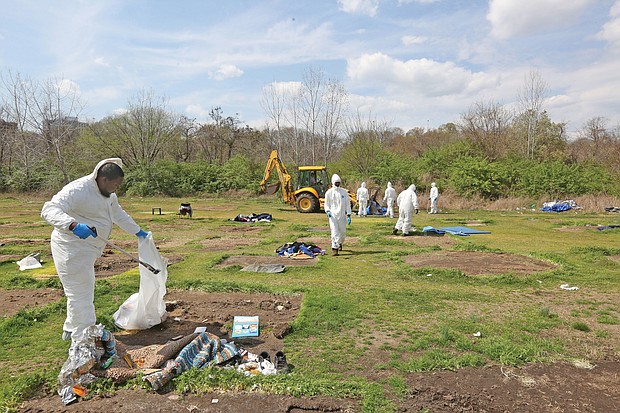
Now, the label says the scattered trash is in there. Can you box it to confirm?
[426,273,432,277]
[230,213,272,223]
[541,199,581,212]
[212,398,219,404]
[275,241,324,258]
[597,225,620,231]
[473,331,481,337]
[560,283,579,291]
[15,252,42,271]
[193,326,207,334]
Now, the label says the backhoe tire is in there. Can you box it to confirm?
[296,193,319,213]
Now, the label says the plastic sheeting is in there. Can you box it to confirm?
[113,233,168,329]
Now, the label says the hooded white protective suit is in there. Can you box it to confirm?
[324,174,352,251]
[394,184,419,235]
[429,182,439,214]
[41,158,141,338]
[356,182,369,216]
[383,182,396,218]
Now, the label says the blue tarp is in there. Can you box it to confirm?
[422,226,446,235]
[438,226,491,236]
[541,203,572,212]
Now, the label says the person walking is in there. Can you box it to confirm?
[41,158,149,341]
[324,174,352,256]
[356,182,369,217]
[429,182,439,214]
[383,182,396,218]
[392,184,419,236]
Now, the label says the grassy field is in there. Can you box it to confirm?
[1,193,620,412]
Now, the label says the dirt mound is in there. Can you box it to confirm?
[0,288,64,317]
[404,251,556,275]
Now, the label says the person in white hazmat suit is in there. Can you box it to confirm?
[383,182,396,218]
[324,174,352,256]
[392,184,419,236]
[429,182,439,214]
[41,158,148,341]
[356,182,369,217]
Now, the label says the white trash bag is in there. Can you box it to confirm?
[113,233,168,329]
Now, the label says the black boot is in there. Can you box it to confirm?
[392,228,399,235]
[332,248,339,256]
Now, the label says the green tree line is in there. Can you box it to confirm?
[2,70,620,199]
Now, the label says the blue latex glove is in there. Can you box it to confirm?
[326,211,332,218]
[136,229,148,238]
[347,215,351,225]
[72,223,97,239]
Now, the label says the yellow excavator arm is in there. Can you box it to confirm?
[259,150,295,206]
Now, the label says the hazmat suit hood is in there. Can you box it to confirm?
[387,182,392,188]
[408,184,416,191]
[361,182,366,188]
[331,174,341,185]
[90,158,123,182]
[431,182,436,188]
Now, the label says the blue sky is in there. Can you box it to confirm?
[1,0,619,135]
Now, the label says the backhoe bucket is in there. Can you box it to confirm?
[264,182,281,195]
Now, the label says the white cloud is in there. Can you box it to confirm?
[57,79,81,95]
[264,81,302,95]
[94,56,110,67]
[338,0,380,17]
[401,35,428,46]
[597,1,620,47]
[185,103,211,120]
[397,0,439,3]
[347,52,496,97]
[487,0,595,39]
[208,64,244,81]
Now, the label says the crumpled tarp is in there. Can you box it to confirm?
[15,252,42,270]
[231,213,272,223]
[241,263,286,273]
[541,199,580,212]
[275,241,324,258]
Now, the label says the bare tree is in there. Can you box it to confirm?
[461,100,513,160]
[298,67,325,165]
[517,69,549,159]
[319,78,348,164]
[260,82,286,156]
[90,90,180,168]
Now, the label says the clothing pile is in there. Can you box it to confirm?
[604,206,620,213]
[275,241,325,258]
[231,213,273,223]
[541,200,581,212]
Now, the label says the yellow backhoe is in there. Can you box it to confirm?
[259,149,356,213]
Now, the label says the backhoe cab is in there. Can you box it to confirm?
[260,150,356,213]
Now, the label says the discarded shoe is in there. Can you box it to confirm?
[274,351,290,374]
[331,248,339,256]
[259,351,271,363]
[62,330,72,341]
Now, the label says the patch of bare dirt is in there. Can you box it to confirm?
[218,224,265,234]
[0,288,63,317]
[94,248,184,277]
[0,238,49,245]
[388,234,456,248]
[200,236,261,251]
[554,225,598,232]
[19,390,358,413]
[404,251,557,275]
[399,361,620,413]
[217,255,319,268]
